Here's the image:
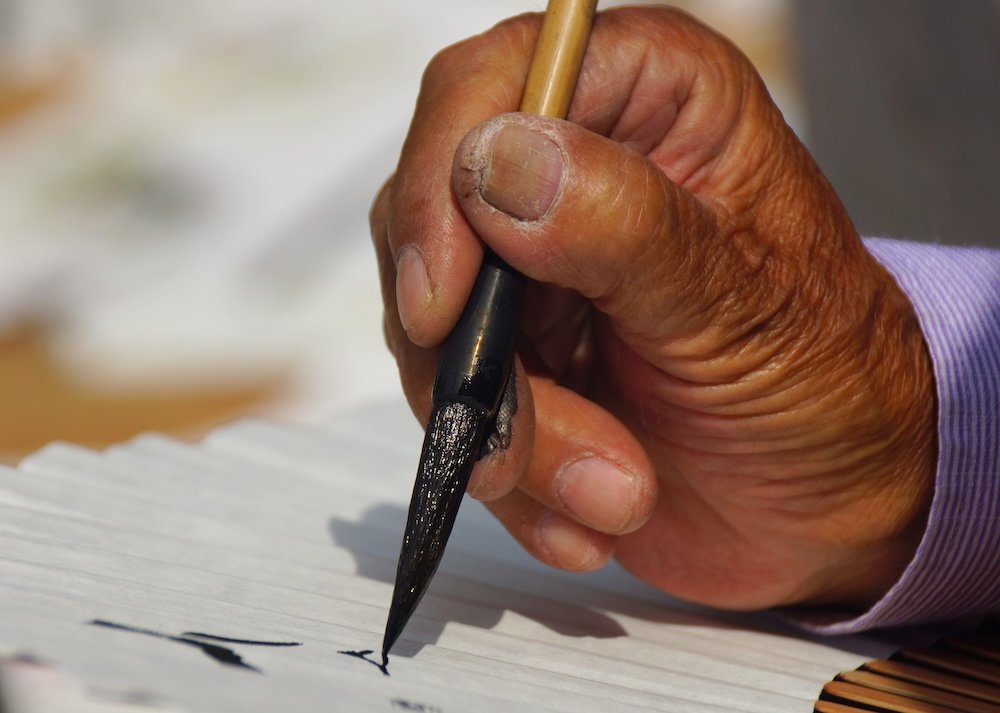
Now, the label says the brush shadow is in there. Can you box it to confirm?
[327,504,627,659]
[327,503,949,666]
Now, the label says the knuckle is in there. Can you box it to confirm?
[420,12,540,96]
[487,11,543,50]
[421,41,464,89]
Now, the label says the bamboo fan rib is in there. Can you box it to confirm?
[816,617,1000,713]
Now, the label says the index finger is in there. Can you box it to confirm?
[386,14,537,346]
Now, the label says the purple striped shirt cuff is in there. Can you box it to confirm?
[799,238,1000,634]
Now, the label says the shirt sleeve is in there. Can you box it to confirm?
[794,237,1000,634]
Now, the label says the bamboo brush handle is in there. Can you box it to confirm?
[520,0,598,118]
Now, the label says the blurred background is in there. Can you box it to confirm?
[0,0,996,461]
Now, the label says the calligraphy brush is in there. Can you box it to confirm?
[380,0,599,667]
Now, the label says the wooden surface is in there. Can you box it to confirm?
[0,69,74,125]
[0,325,282,463]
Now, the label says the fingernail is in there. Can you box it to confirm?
[482,124,562,220]
[395,245,431,334]
[537,511,601,570]
[556,457,635,533]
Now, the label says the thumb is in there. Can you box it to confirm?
[452,113,769,364]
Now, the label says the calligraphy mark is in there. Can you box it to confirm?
[391,700,442,713]
[89,620,301,673]
[181,632,301,647]
[338,649,389,676]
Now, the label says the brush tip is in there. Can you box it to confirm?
[381,400,490,668]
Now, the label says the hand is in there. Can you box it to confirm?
[370,6,935,610]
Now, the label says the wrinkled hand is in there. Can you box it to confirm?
[370,7,935,610]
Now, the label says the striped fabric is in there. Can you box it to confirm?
[804,238,1000,633]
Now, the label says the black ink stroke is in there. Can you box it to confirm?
[88,620,301,673]
[180,632,301,647]
[391,700,443,713]
[338,649,389,676]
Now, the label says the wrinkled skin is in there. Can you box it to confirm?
[370,7,935,611]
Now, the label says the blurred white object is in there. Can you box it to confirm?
[0,0,793,423]
[0,0,537,417]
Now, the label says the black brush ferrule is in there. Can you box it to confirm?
[432,249,525,415]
